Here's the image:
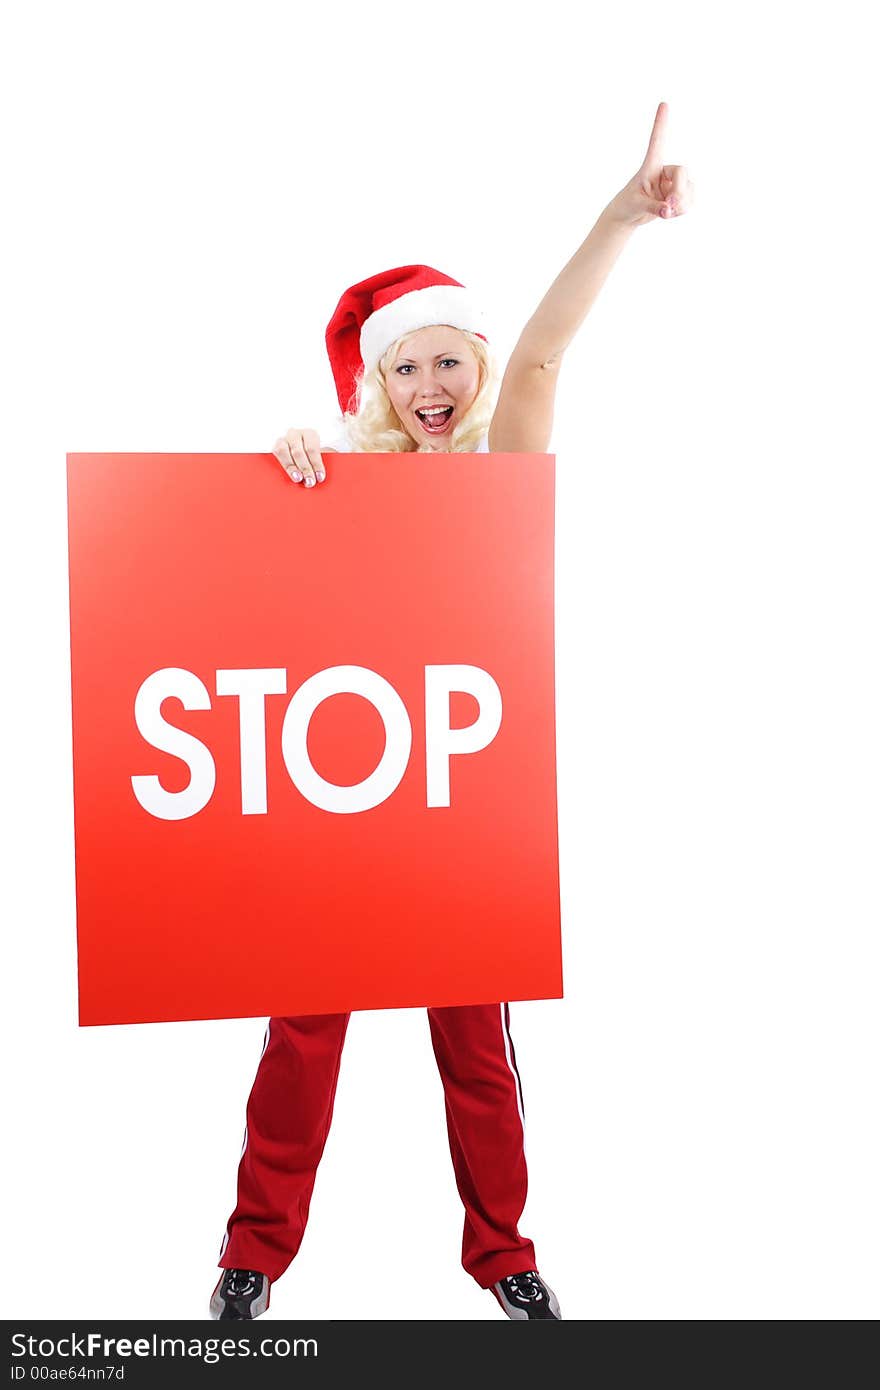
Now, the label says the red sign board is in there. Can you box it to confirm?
[67,453,561,1024]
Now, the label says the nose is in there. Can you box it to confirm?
[418,370,444,398]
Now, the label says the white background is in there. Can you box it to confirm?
[2,0,878,1322]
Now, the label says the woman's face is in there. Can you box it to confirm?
[384,325,481,448]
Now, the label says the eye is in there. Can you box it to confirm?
[395,364,415,375]
[439,358,459,368]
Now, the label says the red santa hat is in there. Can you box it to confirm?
[325,264,487,415]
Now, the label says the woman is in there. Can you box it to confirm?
[211,102,692,1322]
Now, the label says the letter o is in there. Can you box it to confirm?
[281,666,412,813]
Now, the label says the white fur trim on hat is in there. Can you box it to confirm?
[359,285,486,376]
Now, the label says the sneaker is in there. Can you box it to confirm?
[209,1268,270,1320]
[492,1270,561,1320]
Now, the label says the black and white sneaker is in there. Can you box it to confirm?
[209,1268,270,1320]
[492,1270,561,1320]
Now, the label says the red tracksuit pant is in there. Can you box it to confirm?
[219,1004,537,1288]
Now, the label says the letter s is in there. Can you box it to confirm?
[130,668,216,820]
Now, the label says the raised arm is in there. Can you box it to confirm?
[488,103,693,453]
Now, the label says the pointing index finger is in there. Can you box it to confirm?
[641,101,668,172]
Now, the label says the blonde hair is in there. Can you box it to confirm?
[343,329,497,453]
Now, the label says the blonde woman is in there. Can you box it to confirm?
[212,102,692,1322]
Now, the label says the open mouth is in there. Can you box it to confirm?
[415,405,454,434]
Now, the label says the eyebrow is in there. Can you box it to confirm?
[396,350,460,364]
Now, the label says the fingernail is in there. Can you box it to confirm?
[292,470,302,481]
[305,477,314,487]
[316,471,325,482]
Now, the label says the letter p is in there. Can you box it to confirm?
[424,665,502,808]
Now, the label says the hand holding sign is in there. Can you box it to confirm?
[273,427,327,486]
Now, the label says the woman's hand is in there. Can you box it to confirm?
[272,428,328,487]
[603,101,694,228]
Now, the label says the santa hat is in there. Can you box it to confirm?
[325,264,487,415]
